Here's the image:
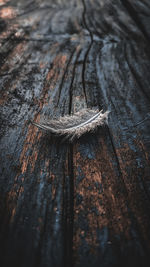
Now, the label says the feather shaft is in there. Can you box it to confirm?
[64,110,102,130]
[32,108,109,140]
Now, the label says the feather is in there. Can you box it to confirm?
[33,108,109,141]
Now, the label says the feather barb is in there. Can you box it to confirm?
[32,108,109,140]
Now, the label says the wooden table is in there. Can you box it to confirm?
[0,0,150,266]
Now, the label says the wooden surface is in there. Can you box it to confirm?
[0,0,150,266]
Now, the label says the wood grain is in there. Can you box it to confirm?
[0,0,150,266]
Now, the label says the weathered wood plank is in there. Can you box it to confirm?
[0,0,150,267]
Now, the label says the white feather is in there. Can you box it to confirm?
[33,108,109,141]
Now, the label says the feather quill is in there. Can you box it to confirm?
[33,109,109,141]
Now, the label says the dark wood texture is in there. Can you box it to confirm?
[0,0,150,266]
